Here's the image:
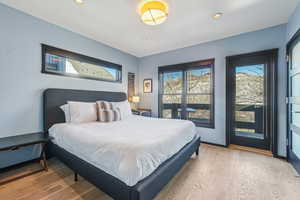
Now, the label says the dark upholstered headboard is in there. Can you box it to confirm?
[43,88,127,133]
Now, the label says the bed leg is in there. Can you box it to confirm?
[74,172,78,182]
[195,147,199,156]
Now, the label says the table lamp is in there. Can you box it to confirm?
[132,96,140,109]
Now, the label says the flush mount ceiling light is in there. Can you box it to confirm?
[74,0,84,5]
[138,0,169,26]
[213,12,223,20]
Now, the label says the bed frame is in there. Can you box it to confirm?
[43,88,201,200]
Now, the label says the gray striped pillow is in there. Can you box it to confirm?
[97,101,114,110]
[96,101,121,122]
[98,108,121,122]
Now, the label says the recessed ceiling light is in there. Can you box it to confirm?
[213,12,223,19]
[74,0,84,5]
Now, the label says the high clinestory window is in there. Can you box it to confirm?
[42,44,122,83]
[158,59,215,128]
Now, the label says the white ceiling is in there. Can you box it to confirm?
[1,0,299,57]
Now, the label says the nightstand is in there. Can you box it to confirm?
[0,132,52,185]
[132,108,152,117]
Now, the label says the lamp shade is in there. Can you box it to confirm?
[139,0,168,25]
[132,96,140,103]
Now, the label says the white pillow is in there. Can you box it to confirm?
[67,101,98,123]
[112,100,132,119]
[60,104,71,123]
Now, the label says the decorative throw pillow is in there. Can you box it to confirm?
[67,101,98,123]
[112,101,132,119]
[97,101,114,110]
[96,101,121,122]
[98,108,121,122]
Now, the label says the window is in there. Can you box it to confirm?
[158,59,215,128]
[42,44,122,82]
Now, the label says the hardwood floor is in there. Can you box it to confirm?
[0,144,299,200]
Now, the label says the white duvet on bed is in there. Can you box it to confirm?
[49,115,197,186]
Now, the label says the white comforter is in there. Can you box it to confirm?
[49,115,197,186]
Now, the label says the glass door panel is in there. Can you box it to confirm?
[292,40,300,68]
[187,94,211,124]
[162,95,182,118]
[292,75,300,96]
[187,68,211,94]
[161,71,183,119]
[291,99,300,159]
[186,67,213,125]
[234,64,265,140]
[292,103,300,128]
[292,132,300,158]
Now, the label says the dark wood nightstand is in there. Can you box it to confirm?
[0,132,52,185]
[132,108,152,117]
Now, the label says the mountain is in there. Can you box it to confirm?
[162,72,263,122]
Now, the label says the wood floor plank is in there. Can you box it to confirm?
[0,144,299,200]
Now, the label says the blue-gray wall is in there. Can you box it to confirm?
[287,3,300,42]
[0,3,139,168]
[1,1,300,167]
[138,25,287,156]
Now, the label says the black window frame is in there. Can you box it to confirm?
[158,59,215,128]
[41,44,122,83]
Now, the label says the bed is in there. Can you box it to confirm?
[43,88,201,200]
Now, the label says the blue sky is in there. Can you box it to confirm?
[162,64,264,81]
[163,68,211,80]
[235,64,264,76]
[107,68,117,78]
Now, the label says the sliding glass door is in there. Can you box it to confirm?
[287,32,300,174]
[158,59,214,128]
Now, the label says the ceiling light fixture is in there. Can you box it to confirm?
[74,0,84,5]
[213,12,223,19]
[138,0,169,26]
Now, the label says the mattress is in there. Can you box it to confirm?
[49,115,197,186]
